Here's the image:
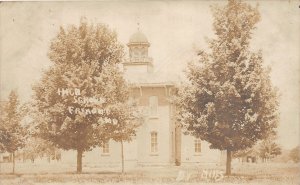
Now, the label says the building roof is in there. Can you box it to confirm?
[124,71,179,87]
[128,31,150,45]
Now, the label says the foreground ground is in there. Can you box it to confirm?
[0,162,299,185]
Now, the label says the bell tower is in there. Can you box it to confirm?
[123,30,153,74]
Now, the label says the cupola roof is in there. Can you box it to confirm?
[128,31,150,46]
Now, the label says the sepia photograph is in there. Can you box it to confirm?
[0,0,299,184]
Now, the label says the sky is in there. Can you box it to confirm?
[0,1,299,149]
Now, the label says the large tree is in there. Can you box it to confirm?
[0,101,6,152]
[91,72,141,174]
[289,146,300,163]
[233,137,281,163]
[108,98,141,173]
[258,138,281,162]
[0,90,25,173]
[32,18,134,173]
[175,0,279,175]
[23,137,60,163]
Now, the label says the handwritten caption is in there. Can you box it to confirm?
[176,169,224,182]
[57,88,118,124]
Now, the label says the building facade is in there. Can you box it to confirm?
[61,31,222,167]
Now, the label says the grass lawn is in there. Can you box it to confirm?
[0,162,299,185]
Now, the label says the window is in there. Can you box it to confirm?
[151,132,158,153]
[149,96,158,117]
[194,139,201,154]
[102,141,110,154]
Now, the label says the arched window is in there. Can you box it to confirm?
[151,132,158,153]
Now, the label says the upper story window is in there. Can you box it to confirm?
[149,96,158,117]
[194,139,201,154]
[102,141,110,154]
[151,132,158,153]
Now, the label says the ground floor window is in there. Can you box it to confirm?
[102,141,110,154]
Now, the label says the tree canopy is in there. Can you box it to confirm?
[289,146,300,163]
[31,18,138,173]
[0,90,25,173]
[0,90,25,153]
[175,0,279,175]
[258,137,282,162]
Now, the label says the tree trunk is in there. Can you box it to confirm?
[121,140,124,174]
[225,149,232,176]
[12,152,15,174]
[77,149,83,173]
[23,152,25,163]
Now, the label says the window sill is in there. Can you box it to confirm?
[194,153,201,156]
[150,153,159,156]
[149,116,159,119]
[101,154,110,156]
